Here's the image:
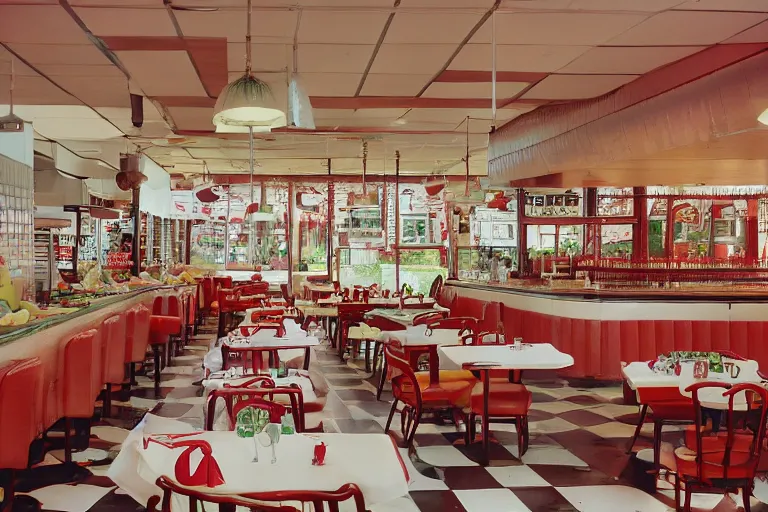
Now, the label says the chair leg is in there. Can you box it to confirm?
[371,342,382,376]
[626,404,648,454]
[364,341,372,373]
[653,420,663,473]
[103,384,112,419]
[152,345,162,397]
[384,399,399,434]
[519,416,529,457]
[674,474,680,512]
[63,417,72,463]
[376,360,388,401]
[129,362,138,386]
[744,483,753,512]
[406,412,421,447]
[683,482,692,512]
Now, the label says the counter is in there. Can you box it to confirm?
[0,284,196,430]
[447,280,768,381]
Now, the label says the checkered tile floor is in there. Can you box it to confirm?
[17,322,768,512]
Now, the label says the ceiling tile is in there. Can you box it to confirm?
[313,108,356,120]
[117,51,207,97]
[69,0,159,5]
[360,74,431,96]
[0,5,92,44]
[501,0,684,10]
[449,44,590,72]
[522,74,638,100]
[297,44,374,74]
[473,12,649,45]
[174,9,297,43]
[52,75,131,107]
[607,11,768,45]
[300,73,361,97]
[725,20,768,43]
[8,43,112,65]
[227,43,288,72]
[674,0,768,11]
[35,64,124,78]
[400,0,495,7]
[385,12,483,44]
[404,108,472,126]
[353,108,409,119]
[423,81,529,99]
[0,75,80,105]
[169,106,214,131]
[370,44,456,75]
[74,7,176,37]
[558,46,706,74]
[298,12,390,44]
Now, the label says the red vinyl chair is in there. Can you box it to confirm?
[124,304,152,385]
[150,477,369,512]
[673,382,768,512]
[152,295,184,361]
[465,378,532,458]
[206,385,305,432]
[101,314,127,418]
[384,343,475,447]
[149,298,183,397]
[230,396,287,426]
[59,329,102,462]
[0,358,43,512]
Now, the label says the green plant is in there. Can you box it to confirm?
[560,239,581,257]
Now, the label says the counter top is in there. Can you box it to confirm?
[448,280,768,303]
[0,285,195,346]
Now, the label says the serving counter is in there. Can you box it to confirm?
[446,280,768,381]
[0,284,196,431]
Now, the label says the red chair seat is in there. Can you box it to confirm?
[649,400,695,421]
[469,382,532,416]
[0,358,43,469]
[684,427,755,454]
[393,372,474,406]
[150,315,182,345]
[674,444,754,482]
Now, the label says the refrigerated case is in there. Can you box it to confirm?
[34,230,55,299]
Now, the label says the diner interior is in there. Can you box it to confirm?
[4,1,768,511]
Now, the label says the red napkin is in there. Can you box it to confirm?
[144,434,225,488]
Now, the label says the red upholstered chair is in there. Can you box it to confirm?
[152,296,184,362]
[428,274,443,299]
[149,313,182,397]
[206,384,305,432]
[0,358,43,511]
[59,329,102,462]
[412,311,448,326]
[230,396,288,426]
[101,314,127,418]
[673,382,768,512]
[437,285,457,310]
[150,477,369,512]
[124,305,151,385]
[384,343,475,447]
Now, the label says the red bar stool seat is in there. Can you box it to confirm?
[58,329,102,462]
[148,315,182,397]
[124,304,151,386]
[0,358,43,512]
[100,315,127,419]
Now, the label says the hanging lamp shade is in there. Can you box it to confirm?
[288,73,315,129]
[212,75,286,133]
[758,107,768,126]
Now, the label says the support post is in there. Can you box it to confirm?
[131,187,141,275]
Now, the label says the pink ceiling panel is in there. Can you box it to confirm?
[449,44,590,73]
[385,12,483,44]
[174,9,297,43]
[34,64,124,78]
[74,7,176,37]
[360,74,432,97]
[0,5,91,44]
[522,74,638,100]
[558,46,707,75]
[300,73,361,97]
[726,20,768,44]
[298,12,389,45]
[9,43,112,66]
[227,43,288,72]
[422,81,529,99]
[116,51,207,97]
[370,44,456,75]
[607,11,768,46]
[674,0,768,11]
[0,75,80,105]
[472,12,649,46]
[297,44,374,74]
[52,75,131,107]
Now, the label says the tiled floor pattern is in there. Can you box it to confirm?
[17,322,768,512]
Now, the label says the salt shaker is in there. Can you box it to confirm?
[513,337,523,351]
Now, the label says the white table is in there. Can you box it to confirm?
[138,431,410,508]
[366,308,442,327]
[438,343,574,371]
[438,343,574,465]
[223,333,320,371]
[382,326,462,347]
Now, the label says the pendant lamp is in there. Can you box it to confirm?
[759,108,768,126]
[212,0,286,133]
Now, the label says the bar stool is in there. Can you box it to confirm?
[100,314,127,419]
[124,304,151,386]
[148,314,182,397]
[59,329,102,462]
[152,295,183,362]
[0,358,43,512]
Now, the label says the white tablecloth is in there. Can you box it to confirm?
[137,431,410,507]
[438,343,574,370]
[381,326,462,347]
[366,308,440,327]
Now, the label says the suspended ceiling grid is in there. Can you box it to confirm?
[0,0,768,179]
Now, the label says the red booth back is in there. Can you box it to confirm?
[0,358,43,469]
